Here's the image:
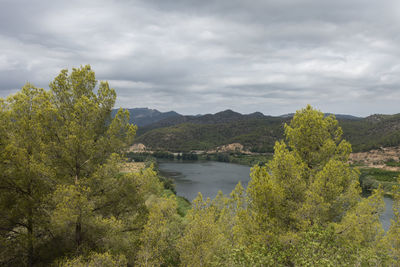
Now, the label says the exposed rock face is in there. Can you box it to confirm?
[129,143,147,152]
[349,146,400,170]
[216,143,245,153]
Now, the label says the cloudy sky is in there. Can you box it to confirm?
[1,0,400,116]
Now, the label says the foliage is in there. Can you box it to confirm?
[137,195,182,266]
[58,252,127,267]
[136,118,285,153]
[341,114,400,152]
[0,84,54,266]
[385,158,400,167]
[179,152,198,161]
[385,178,400,262]
[177,105,397,266]
[3,73,400,267]
[0,66,185,266]
[153,151,175,159]
[359,168,400,193]
[135,109,400,153]
[199,152,272,166]
[177,193,231,267]
[176,195,192,217]
[126,152,153,162]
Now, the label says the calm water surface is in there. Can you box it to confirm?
[158,160,250,201]
[159,160,394,230]
[382,197,393,231]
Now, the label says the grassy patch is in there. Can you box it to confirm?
[120,162,146,173]
[228,153,272,166]
[176,196,191,217]
[360,168,400,182]
[198,152,272,166]
[359,168,400,193]
[385,158,400,167]
[163,189,191,217]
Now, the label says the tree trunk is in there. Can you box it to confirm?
[27,206,34,267]
[75,215,82,250]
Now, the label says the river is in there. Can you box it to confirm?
[159,160,251,201]
[158,160,394,231]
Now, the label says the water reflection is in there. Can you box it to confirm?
[159,160,394,230]
[158,160,250,201]
[382,197,393,231]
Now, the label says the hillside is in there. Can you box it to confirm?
[136,109,265,134]
[133,110,400,153]
[134,110,289,152]
[136,116,287,152]
[112,107,181,127]
[341,113,400,151]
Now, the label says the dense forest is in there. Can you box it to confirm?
[133,109,400,153]
[1,66,400,266]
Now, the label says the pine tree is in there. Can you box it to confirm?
[137,195,182,266]
[0,85,54,266]
[384,178,400,264]
[236,105,386,265]
[45,66,138,256]
[0,66,144,265]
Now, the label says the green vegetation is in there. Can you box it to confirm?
[163,189,192,217]
[127,150,271,167]
[153,151,175,159]
[135,111,400,154]
[385,158,400,167]
[177,152,198,161]
[127,151,175,162]
[0,66,184,266]
[359,168,400,193]
[341,114,400,152]
[199,152,272,166]
[361,168,400,182]
[126,151,154,162]
[2,67,400,266]
[136,118,285,152]
[177,105,395,265]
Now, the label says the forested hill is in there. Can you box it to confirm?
[128,109,400,153]
[111,107,181,127]
[136,109,268,134]
[341,113,400,151]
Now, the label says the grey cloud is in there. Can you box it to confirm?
[0,0,400,116]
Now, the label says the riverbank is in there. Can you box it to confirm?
[158,160,251,201]
[121,160,192,216]
[126,150,400,197]
[358,167,399,197]
[126,151,272,167]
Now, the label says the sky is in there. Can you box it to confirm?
[1,0,400,116]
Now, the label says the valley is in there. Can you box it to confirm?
[122,108,400,197]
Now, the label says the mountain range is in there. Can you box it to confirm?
[111,108,180,127]
[114,108,400,153]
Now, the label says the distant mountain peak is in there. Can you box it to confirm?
[215,109,241,116]
[279,113,294,118]
[133,108,400,154]
[112,107,182,127]
[248,111,264,117]
[278,112,362,120]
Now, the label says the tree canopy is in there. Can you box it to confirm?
[1,69,400,266]
[0,66,165,266]
[178,105,393,266]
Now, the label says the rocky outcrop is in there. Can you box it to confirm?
[129,143,147,152]
[349,146,400,170]
[216,143,245,153]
